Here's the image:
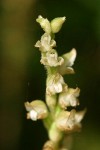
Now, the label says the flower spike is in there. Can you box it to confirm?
[25,15,86,150]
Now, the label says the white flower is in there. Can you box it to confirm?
[55,109,86,133]
[40,49,64,67]
[59,87,80,108]
[36,15,51,34]
[46,73,67,95]
[35,33,56,52]
[25,100,48,121]
[58,48,77,75]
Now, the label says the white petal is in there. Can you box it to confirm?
[29,110,38,121]
[70,96,79,106]
[54,83,62,93]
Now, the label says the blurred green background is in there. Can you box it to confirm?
[0,0,100,150]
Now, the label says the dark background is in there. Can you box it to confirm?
[0,0,100,150]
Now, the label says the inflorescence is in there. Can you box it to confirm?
[25,15,86,150]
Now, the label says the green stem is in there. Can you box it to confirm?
[46,66,58,75]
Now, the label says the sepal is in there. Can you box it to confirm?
[58,48,77,75]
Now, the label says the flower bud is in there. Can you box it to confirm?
[36,15,51,34]
[25,100,48,121]
[51,17,66,33]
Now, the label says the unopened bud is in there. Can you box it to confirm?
[36,15,51,34]
[51,17,66,33]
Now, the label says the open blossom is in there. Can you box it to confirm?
[59,87,80,108]
[58,48,77,75]
[35,33,56,52]
[41,49,64,67]
[46,73,67,95]
[55,109,86,133]
[25,100,48,121]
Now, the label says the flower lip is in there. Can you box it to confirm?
[27,110,38,121]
